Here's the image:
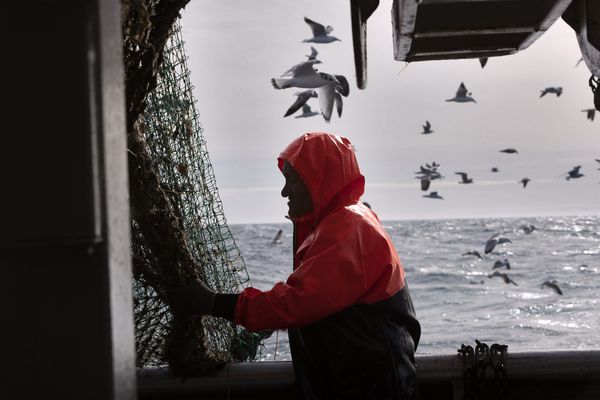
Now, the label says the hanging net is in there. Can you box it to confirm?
[124,11,264,374]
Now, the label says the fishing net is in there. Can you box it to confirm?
[122,0,263,374]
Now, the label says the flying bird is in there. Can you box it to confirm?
[306,46,319,61]
[295,104,319,118]
[423,191,444,199]
[315,74,349,122]
[446,82,477,103]
[520,178,530,188]
[272,60,331,90]
[499,148,518,154]
[488,271,518,285]
[491,167,499,173]
[540,87,562,97]
[479,57,488,68]
[485,233,512,254]
[462,250,483,260]
[455,172,474,184]
[421,120,433,134]
[518,224,535,234]
[492,259,511,270]
[302,17,340,43]
[565,165,584,180]
[541,280,563,295]
[283,90,317,117]
[270,229,283,245]
[420,176,431,191]
[582,108,596,121]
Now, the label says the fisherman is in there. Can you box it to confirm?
[177,132,421,399]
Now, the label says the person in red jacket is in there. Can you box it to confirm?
[179,132,420,399]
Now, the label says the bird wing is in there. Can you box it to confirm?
[283,60,319,78]
[284,90,316,117]
[308,46,318,60]
[304,17,327,37]
[484,238,497,254]
[334,92,343,118]
[301,104,312,114]
[456,82,468,97]
[425,120,431,129]
[572,165,582,173]
[316,83,336,122]
[334,74,350,97]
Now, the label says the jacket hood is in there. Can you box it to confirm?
[278,133,365,221]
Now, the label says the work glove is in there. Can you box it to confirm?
[171,278,216,316]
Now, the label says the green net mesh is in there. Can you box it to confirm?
[131,20,263,370]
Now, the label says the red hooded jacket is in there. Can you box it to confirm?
[234,133,408,331]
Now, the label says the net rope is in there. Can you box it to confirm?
[131,19,262,370]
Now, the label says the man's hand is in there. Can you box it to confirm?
[171,278,216,316]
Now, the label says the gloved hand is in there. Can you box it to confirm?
[171,278,216,316]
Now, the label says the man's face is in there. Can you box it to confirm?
[281,161,313,218]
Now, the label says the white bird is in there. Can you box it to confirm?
[295,104,319,118]
[271,61,338,90]
[306,46,319,61]
[582,108,596,121]
[280,59,322,78]
[283,90,317,117]
[423,191,444,199]
[455,172,474,184]
[484,234,511,254]
[446,82,477,103]
[421,120,433,134]
[302,17,340,43]
[540,87,562,97]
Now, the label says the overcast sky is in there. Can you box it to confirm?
[181,0,600,224]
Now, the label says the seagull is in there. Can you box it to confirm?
[455,172,474,184]
[315,74,349,122]
[540,87,563,97]
[306,46,319,61]
[462,250,483,260]
[485,233,511,254]
[565,165,584,180]
[492,259,511,270]
[541,280,563,295]
[302,17,340,44]
[500,148,518,154]
[423,191,444,199]
[283,90,317,117]
[488,271,518,285]
[270,229,283,245]
[295,104,319,118]
[421,120,434,134]
[582,108,596,121]
[446,82,477,103]
[491,167,499,173]
[520,178,530,188]
[280,59,322,77]
[518,224,535,234]
[479,57,488,68]
[272,60,331,89]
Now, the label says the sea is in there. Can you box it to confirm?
[229,215,600,361]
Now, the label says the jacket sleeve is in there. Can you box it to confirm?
[234,213,401,331]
